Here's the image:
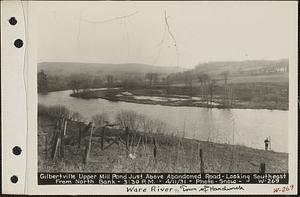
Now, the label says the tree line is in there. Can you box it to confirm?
[38,68,232,97]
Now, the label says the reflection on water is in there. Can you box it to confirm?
[38,90,288,153]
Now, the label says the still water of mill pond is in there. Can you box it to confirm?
[38,89,288,153]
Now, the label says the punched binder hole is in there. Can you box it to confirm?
[12,146,22,155]
[14,39,23,48]
[10,175,18,183]
[9,17,17,25]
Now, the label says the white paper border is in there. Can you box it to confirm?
[1,0,27,194]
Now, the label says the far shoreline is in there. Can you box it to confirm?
[65,88,288,111]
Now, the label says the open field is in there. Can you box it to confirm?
[38,114,288,173]
[172,73,289,86]
[224,73,289,84]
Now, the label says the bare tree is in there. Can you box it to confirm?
[197,73,210,85]
[197,73,210,99]
[69,75,82,93]
[116,110,140,131]
[37,70,48,93]
[208,79,216,106]
[138,115,153,133]
[70,111,84,122]
[152,73,159,85]
[106,75,114,87]
[164,76,172,94]
[92,113,109,128]
[183,71,194,96]
[145,73,159,86]
[183,71,193,88]
[145,73,153,86]
[47,105,72,119]
[220,71,231,107]
[80,75,93,91]
[152,120,167,134]
[221,71,230,85]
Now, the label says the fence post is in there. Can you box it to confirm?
[63,119,68,136]
[198,143,204,173]
[84,125,94,164]
[51,133,57,160]
[83,139,89,164]
[78,123,82,148]
[60,118,66,159]
[259,163,266,173]
[124,127,129,152]
[45,134,48,159]
[153,137,157,159]
[101,126,105,150]
[176,139,181,165]
[52,135,60,160]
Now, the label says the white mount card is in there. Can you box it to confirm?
[1,1,298,195]
[1,0,27,194]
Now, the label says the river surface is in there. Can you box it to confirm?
[38,89,288,153]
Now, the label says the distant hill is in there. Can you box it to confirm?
[38,62,186,77]
[194,59,289,77]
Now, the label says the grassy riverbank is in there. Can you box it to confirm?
[38,114,288,173]
[70,82,288,110]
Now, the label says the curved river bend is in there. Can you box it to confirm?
[38,90,288,153]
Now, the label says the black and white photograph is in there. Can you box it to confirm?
[1,1,297,194]
[36,2,292,175]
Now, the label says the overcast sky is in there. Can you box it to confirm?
[36,1,295,68]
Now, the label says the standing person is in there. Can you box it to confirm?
[264,137,270,150]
